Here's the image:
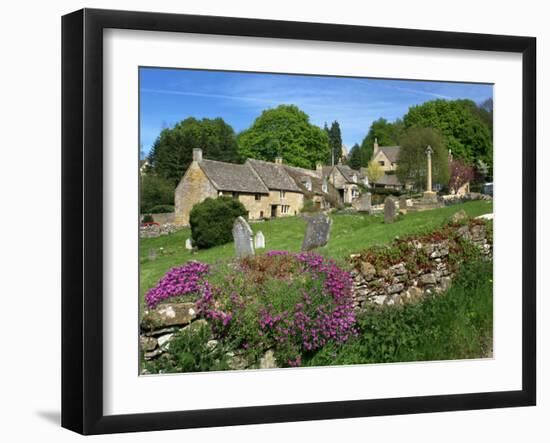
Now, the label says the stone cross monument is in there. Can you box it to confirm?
[423,145,437,201]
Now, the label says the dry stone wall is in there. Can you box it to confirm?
[349,219,492,311]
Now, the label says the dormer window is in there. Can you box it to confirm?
[322,181,328,193]
[301,177,312,192]
[352,174,357,183]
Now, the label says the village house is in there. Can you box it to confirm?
[322,163,369,204]
[174,150,306,226]
[283,163,340,210]
[370,138,405,190]
[174,148,371,226]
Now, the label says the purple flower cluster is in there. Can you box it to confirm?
[145,261,210,308]
[196,251,356,366]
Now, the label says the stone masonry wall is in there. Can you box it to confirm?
[174,161,218,226]
[349,219,492,311]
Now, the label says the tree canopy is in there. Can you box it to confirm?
[403,99,492,168]
[396,126,450,190]
[237,105,330,169]
[148,117,240,185]
[140,174,174,213]
[362,118,404,151]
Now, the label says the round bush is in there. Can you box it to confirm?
[189,197,248,249]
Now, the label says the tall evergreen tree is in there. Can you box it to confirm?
[325,121,343,165]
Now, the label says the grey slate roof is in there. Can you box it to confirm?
[322,164,365,184]
[284,165,326,195]
[246,159,301,192]
[199,159,269,194]
[379,146,401,163]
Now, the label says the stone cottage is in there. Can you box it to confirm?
[370,138,405,190]
[284,163,340,210]
[175,149,305,226]
[322,163,368,204]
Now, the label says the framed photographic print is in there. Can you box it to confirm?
[61,8,536,435]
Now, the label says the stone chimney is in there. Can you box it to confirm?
[373,137,379,155]
[316,162,323,173]
[193,148,203,162]
[275,156,283,165]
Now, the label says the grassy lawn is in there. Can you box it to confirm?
[140,200,492,303]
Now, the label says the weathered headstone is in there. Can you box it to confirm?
[399,195,408,213]
[301,213,332,251]
[232,216,255,258]
[185,238,193,250]
[358,192,372,212]
[384,196,397,224]
[148,248,157,261]
[254,231,265,249]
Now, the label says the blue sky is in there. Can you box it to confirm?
[139,68,492,156]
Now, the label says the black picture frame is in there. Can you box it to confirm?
[62,8,536,435]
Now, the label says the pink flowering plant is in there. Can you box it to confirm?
[196,251,357,367]
[145,261,210,308]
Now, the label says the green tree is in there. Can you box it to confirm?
[347,143,363,170]
[396,126,450,191]
[148,117,240,186]
[189,197,248,249]
[361,118,404,155]
[403,99,492,168]
[324,120,343,165]
[237,105,330,169]
[140,174,174,213]
[366,160,384,184]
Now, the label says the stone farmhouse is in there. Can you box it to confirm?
[175,149,353,226]
[370,138,405,190]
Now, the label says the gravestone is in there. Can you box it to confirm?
[185,238,193,250]
[357,192,372,212]
[232,216,255,258]
[254,231,265,249]
[301,213,332,251]
[148,248,157,261]
[384,196,397,224]
[399,195,408,213]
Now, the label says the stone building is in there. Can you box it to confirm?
[284,163,340,210]
[370,137,406,190]
[175,149,305,226]
[322,163,368,204]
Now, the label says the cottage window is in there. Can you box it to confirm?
[322,182,328,193]
[255,194,261,201]
[379,161,385,166]
[232,192,238,199]
[280,190,286,198]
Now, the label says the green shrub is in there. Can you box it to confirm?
[148,204,175,213]
[189,197,248,249]
[142,214,154,223]
[143,322,230,373]
[140,174,174,213]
